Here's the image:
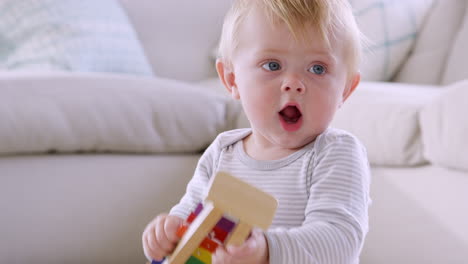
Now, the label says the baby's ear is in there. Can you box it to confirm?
[342,72,360,103]
[216,59,240,100]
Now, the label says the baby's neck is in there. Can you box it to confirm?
[242,134,299,161]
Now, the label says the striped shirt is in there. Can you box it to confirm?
[170,128,371,264]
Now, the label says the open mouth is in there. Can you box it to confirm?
[279,105,302,124]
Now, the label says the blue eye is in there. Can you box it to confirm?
[310,64,326,75]
[262,61,281,71]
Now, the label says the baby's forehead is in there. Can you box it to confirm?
[240,19,342,55]
[243,8,340,46]
[220,0,360,73]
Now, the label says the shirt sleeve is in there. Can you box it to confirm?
[169,136,221,219]
[265,133,371,264]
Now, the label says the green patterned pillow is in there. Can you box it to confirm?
[351,0,433,81]
[0,0,153,75]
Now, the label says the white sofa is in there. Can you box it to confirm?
[1,0,468,263]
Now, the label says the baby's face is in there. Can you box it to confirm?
[228,7,358,151]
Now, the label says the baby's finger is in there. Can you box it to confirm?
[226,237,257,257]
[147,223,172,258]
[212,246,232,264]
[145,224,158,252]
[142,232,153,261]
[227,229,262,256]
[155,217,175,252]
[144,232,165,261]
[164,215,183,243]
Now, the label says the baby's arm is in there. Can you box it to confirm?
[142,136,222,262]
[266,135,371,264]
[169,136,221,219]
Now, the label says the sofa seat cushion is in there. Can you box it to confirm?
[0,154,200,264]
[0,72,240,155]
[362,165,468,264]
[0,0,153,76]
[420,79,468,172]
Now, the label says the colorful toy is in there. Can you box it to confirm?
[150,171,278,264]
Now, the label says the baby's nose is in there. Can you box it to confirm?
[283,86,304,93]
[281,77,305,94]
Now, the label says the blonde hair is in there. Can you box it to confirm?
[218,0,364,75]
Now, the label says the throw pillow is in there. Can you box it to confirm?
[394,0,466,85]
[0,0,153,75]
[331,81,441,166]
[351,0,434,81]
[420,80,468,172]
[441,2,468,85]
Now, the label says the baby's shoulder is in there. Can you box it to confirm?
[314,127,366,154]
[214,128,252,150]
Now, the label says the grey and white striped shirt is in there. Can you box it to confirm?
[170,128,371,264]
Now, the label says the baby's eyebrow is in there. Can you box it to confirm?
[254,48,288,56]
[254,48,337,64]
[303,49,338,65]
[314,53,337,65]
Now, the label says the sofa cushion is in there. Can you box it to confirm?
[0,0,153,76]
[0,154,200,264]
[394,0,466,85]
[442,3,468,85]
[363,165,468,263]
[420,80,468,171]
[352,0,433,81]
[331,82,441,166]
[118,0,231,81]
[0,73,240,155]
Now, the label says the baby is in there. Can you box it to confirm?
[143,0,371,263]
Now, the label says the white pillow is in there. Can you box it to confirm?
[394,0,466,85]
[0,0,153,76]
[0,73,240,155]
[420,80,468,171]
[442,3,468,85]
[331,81,441,166]
[351,0,433,81]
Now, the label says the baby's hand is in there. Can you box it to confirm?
[142,213,183,261]
[212,229,269,264]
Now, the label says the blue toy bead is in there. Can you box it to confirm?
[152,258,165,264]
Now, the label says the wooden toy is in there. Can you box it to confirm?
[150,171,278,264]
